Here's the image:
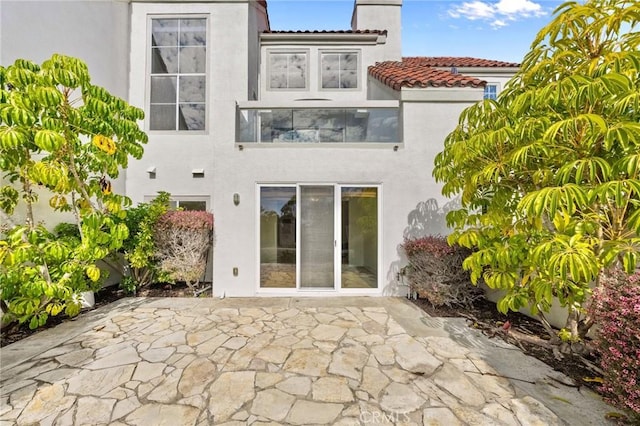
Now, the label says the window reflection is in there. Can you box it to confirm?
[239,108,399,143]
[321,53,358,89]
[260,187,297,288]
[150,18,206,131]
[269,53,307,89]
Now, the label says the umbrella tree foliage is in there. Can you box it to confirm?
[433,0,640,343]
[0,55,147,328]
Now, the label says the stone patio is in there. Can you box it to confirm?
[0,297,619,425]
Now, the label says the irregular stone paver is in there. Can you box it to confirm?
[283,349,330,377]
[126,403,200,425]
[275,376,311,396]
[0,298,619,425]
[250,388,295,421]
[312,377,354,402]
[380,382,426,413]
[287,400,343,425]
[207,371,255,422]
[423,406,463,425]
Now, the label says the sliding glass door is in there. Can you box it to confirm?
[259,184,379,291]
[300,186,335,288]
[341,187,378,289]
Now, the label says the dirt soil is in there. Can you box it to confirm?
[410,297,605,395]
[0,286,604,400]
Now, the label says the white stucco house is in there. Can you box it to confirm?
[1,0,519,297]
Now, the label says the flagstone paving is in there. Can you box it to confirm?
[0,297,619,425]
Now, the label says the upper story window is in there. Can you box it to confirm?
[320,52,358,89]
[268,52,308,90]
[483,84,498,100]
[149,18,206,131]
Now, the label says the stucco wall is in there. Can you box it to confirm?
[351,0,402,61]
[212,92,480,297]
[126,2,250,205]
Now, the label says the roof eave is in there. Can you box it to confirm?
[260,32,385,45]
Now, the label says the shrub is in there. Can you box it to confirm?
[589,267,640,420]
[402,235,483,307]
[153,210,214,294]
[117,192,170,292]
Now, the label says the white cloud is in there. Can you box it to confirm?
[449,0,495,20]
[495,0,544,17]
[448,0,547,29]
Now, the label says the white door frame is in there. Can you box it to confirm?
[256,183,382,295]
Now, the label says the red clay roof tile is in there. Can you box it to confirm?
[402,56,520,68]
[368,57,519,90]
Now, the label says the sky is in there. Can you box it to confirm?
[267,0,565,63]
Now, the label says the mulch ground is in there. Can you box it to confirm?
[410,297,604,394]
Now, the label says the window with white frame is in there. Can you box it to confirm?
[268,52,308,90]
[149,18,206,131]
[320,52,358,89]
[483,84,498,100]
[144,195,209,211]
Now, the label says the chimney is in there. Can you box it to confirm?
[351,0,402,61]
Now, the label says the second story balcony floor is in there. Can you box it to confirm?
[237,101,401,145]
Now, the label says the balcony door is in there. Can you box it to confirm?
[259,184,379,291]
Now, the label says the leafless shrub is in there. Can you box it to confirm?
[402,236,483,307]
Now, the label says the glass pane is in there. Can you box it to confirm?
[178,103,205,131]
[322,71,340,89]
[260,187,296,288]
[179,18,206,46]
[265,110,293,142]
[292,109,345,142]
[269,55,288,89]
[300,186,334,288]
[345,109,367,142]
[288,54,306,88]
[152,19,178,47]
[150,76,177,103]
[150,104,176,130]
[152,47,179,74]
[341,70,357,88]
[341,187,377,288]
[179,76,205,102]
[178,201,207,211]
[322,54,339,72]
[179,47,206,73]
[342,53,358,70]
[366,109,399,142]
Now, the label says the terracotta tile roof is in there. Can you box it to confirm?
[402,56,520,68]
[369,60,486,90]
[263,29,387,35]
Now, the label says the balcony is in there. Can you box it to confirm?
[237,102,400,144]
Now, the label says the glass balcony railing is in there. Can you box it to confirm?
[237,107,399,143]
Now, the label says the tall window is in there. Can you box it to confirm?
[269,52,307,90]
[321,52,358,89]
[150,18,206,131]
[483,84,498,100]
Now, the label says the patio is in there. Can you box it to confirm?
[0,297,617,425]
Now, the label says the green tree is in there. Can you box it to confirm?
[117,191,171,292]
[0,54,147,328]
[433,0,640,345]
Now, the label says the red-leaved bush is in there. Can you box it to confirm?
[401,236,482,307]
[589,267,640,420]
[154,211,214,294]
